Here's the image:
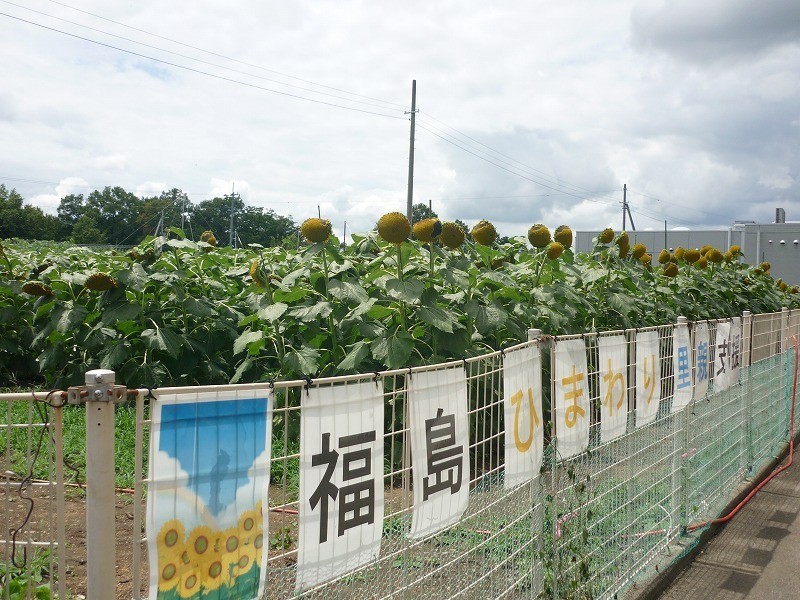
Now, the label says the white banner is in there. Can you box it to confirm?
[714,321,732,392]
[672,325,693,412]
[554,338,589,459]
[503,344,544,490]
[635,331,661,427]
[296,380,384,591]
[147,389,272,600]
[730,317,742,386]
[408,366,470,539]
[598,335,628,443]
[694,322,710,399]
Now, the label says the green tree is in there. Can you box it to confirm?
[138,188,192,237]
[192,195,244,246]
[0,185,68,240]
[411,202,438,223]
[85,186,143,245]
[72,214,104,244]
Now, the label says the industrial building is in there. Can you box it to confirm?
[575,209,800,285]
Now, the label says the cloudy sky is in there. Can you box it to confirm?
[1,0,798,239]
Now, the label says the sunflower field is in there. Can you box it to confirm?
[1,216,797,389]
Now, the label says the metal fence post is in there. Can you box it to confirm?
[674,317,687,530]
[742,311,753,474]
[85,369,118,599]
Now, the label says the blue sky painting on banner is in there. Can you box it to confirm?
[147,390,272,599]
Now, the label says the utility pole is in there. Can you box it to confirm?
[224,184,240,248]
[405,80,418,224]
[622,184,636,231]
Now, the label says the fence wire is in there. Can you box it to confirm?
[0,392,66,600]
[3,309,799,599]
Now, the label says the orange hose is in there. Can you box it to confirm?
[687,334,799,533]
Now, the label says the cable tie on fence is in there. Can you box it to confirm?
[373,371,381,384]
[145,386,157,400]
[499,347,506,358]
[462,357,468,370]
[268,379,275,390]
[407,367,413,380]
[304,376,313,394]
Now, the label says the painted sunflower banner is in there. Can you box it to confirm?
[147,388,272,600]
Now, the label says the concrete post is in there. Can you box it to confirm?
[85,369,117,599]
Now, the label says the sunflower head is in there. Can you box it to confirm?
[696,256,708,269]
[700,244,712,256]
[759,261,771,272]
[674,247,685,260]
[631,243,647,260]
[616,231,629,246]
[301,218,332,243]
[707,248,724,263]
[471,220,497,246]
[724,250,733,262]
[553,225,573,248]
[599,227,615,244]
[663,263,678,277]
[249,259,266,286]
[618,241,630,259]
[754,267,763,276]
[21,281,54,297]
[200,230,217,246]
[377,212,411,245]
[547,241,564,260]
[779,281,789,292]
[729,244,741,257]
[790,286,798,294]
[641,252,652,266]
[85,273,117,291]
[413,218,442,244]
[527,224,551,248]
[684,249,701,263]
[440,221,466,250]
[657,249,671,264]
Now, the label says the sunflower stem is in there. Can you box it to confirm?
[534,250,546,287]
[396,243,407,330]
[321,246,340,363]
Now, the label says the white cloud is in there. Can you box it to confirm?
[1,0,797,236]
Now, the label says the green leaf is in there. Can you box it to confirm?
[231,357,253,383]
[367,303,395,320]
[274,288,310,303]
[184,296,217,318]
[287,302,333,322]
[117,262,148,292]
[417,304,455,333]
[284,345,321,375]
[102,302,141,324]
[165,238,197,250]
[258,302,288,322]
[337,340,370,371]
[55,302,88,334]
[328,279,369,304]
[233,329,264,355]
[371,329,415,369]
[385,278,424,303]
[142,326,183,358]
[100,339,130,369]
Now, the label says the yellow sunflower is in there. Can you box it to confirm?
[724,250,733,262]
[157,553,186,592]
[440,221,466,250]
[631,243,647,260]
[187,525,218,568]
[377,212,411,245]
[684,249,701,263]
[707,248,724,263]
[663,263,678,277]
[157,520,185,554]
[412,218,442,244]
[85,273,117,291]
[554,225,573,248]
[729,244,741,256]
[200,231,217,246]
[641,253,652,266]
[230,542,258,579]
[21,281,54,297]
[176,570,201,599]
[546,241,564,260]
[527,224,551,248]
[674,247,685,260]
[696,256,708,269]
[657,249,671,264]
[599,227,614,244]
[249,259,266,286]
[471,220,497,246]
[200,557,228,592]
[300,218,332,243]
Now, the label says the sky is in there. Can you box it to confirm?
[1,0,798,240]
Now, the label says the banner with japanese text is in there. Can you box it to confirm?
[694,322,710,399]
[730,317,742,386]
[672,324,693,412]
[408,366,470,539]
[503,343,543,490]
[147,389,272,600]
[296,380,384,591]
[714,321,732,392]
[598,335,628,443]
[635,331,661,427]
[554,338,589,459]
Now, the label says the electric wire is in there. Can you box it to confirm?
[42,0,408,110]
[0,0,406,113]
[0,12,407,120]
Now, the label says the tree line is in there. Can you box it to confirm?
[0,184,298,247]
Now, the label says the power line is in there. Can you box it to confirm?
[416,122,619,208]
[42,0,408,110]
[0,0,406,113]
[0,12,407,120]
